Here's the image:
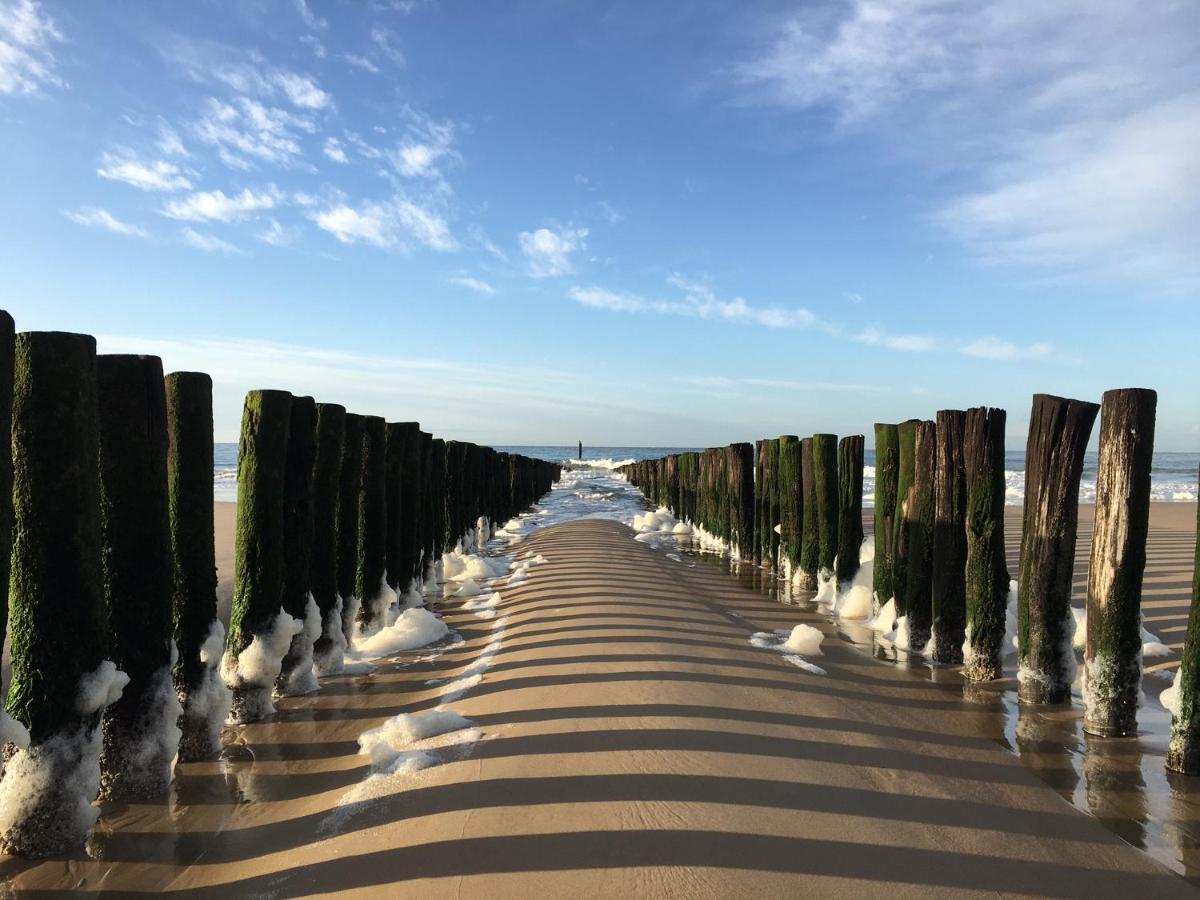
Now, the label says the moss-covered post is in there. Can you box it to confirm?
[836,435,865,590]
[336,413,363,639]
[310,403,346,674]
[759,441,779,567]
[386,422,420,594]
[812,433,839,583]
[428,438,447,565]
[277,397,318,695]
[1083,388,1156,737]
[2,332,111,856]
[166,372,227,760]
[728,443,754,558]
[1167,473,1200,774]
[891,419,920,615]
[222,389,294,723]
[777,435,802,576]
[0,313,12,683]
[356,415,389,634]
[417,430,435,586]
[753,440,765,563]
[1018,394,1100,704]
[798,437,818,589]
[872,424,899,610]
[95,354,178,800]
[963,407,1009,682]
[932,410,967,664]
[901,421,936,651]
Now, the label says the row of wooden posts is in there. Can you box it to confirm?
[621,389,1200,775]
[0,320,559,857]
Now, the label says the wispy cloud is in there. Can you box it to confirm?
[167,39,332,110]
[312,196,455,251]
[675,374,888,394]
[64,207,147,238]
[156,122,188,157]
[371,28,405,66]
[97,152,192,191]
[257,218,298,247]
[294,0,326,31]
[322,136,348,163]
[181,227,240,254]
[192,97,315,170]
[520,226,587,278]
[448,273,496,295]
[342,52,380,74]
[734,1,1200,286]
[163,186,279,222]
[0,0,62,96]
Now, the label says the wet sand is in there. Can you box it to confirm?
[1,511,1195,896]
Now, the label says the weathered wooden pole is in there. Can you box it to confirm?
[165,371,229,760]
[2,332,113,856]
[0,313,12,701]
[336,412,364,639]
[812,433,839,583]
[777,435,802,576]
[1018,394,1100,704]
[311,403,346,674]
[760,441,779,566]
[397,422,423,593]
[901,420,936,651]
[95,354,178,800]
[356,415,389,634]
[223,389,295,722]
[872,423,899,610]
[932,410,967,664]
[428,437,447,568]
[798,437,818,589]
[1167,473,1200,774]
[728,443,754,558]
[962,407,1009,682]
[277,397,319,695]
[836,435,865,590]
[1083,388,1156,737]
[753,440,765,563]
[891,419,919,615]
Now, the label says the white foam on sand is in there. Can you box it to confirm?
[355,576,399,640]
[463,591,502,619]
[357,708,476,774]
[222,608,304,719]
[0,661,128,852]
[281,595,322,695]
[314,598,349,676]
[1162,667,1183,717]
[818,540,875,620]
[128,656,185,787]
[353,607,449,658]
[749,624,826,674]
[184,620,234,748]
[433,623,507,703]
[1070,604,1172,658]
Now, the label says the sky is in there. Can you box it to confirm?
[1,0,1197,448]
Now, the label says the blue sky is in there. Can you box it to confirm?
[1,0,1197,447]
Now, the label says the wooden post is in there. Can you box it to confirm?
[417,430,436,584]
[399,422,423,591]
[798,437,818,589]
[165,372,227,760]
[224,389,294,722]
[2,332,110,856]
[872,423,899,610]
[728,443,754,558]
[95,354,177,800]
[1018,394,1100,704]
[1168,471,1200,773]
[891,419,919,615]
[385,422,420,593]
[760,441,780,567]
[812,433,839,582]
[932,410,967,664]
[777,435,802,575]
[963,407,1009,682]
[278,396,318,694]
[753,440,765,563]
[1084,388,1156,737]
[836,435,865,589]
[901,420,936,651]
[336,413,363,639]
[428,438,446,565]
[0,312,12,681]
[356,415,389,633]
[310,403,346,673]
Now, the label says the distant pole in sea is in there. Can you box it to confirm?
[1084,388,1156,737]
[578,440,582,461]
[277,396,319,696]
[812,433,839,585]
[901,420,936,652]
[224,389,293,722]
[962,407,1008,682]
[95,354,178,801]
[356,415,389,634]
[1167,468,1200,774]
[2,332,111,856]
[798,437,818,590]
[872,423,899,612]
[1018,394,1099,704]
[932,410,967,664]
[836,434,865,591]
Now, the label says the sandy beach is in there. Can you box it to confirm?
[1,502,1196,895]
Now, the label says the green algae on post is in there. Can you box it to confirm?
[891,419,919,615]
[777,435,802,574]
[336,412,364,638]
[812,433,839,582]
[0,312,12,665]
[901,420,936,652]
[963,407,1009,682]
[872,423,899,611]
[310,403,346,671]
[836,435,865,590]
[727,443,754,558]
[278,396,319,695]
[931,410,967,664]
[1168,468,1200,774]
[357,415,389,633]
[798,437,818,590]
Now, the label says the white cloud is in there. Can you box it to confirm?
[295,0,327,31]
[312,196,455,251]
[371,28,405,65]
[0,0,62,96]
[64,207,147,238]
[959,337,1053,362]
[469,225,508,262]
[257,218,298,247]
[675,374,888,394]
[843,291,863,305]
[273,72,330,110]
[156,122,188,157]
[300,34,326,59]
[97,153,192,191]
[323,136,348,163]
[520,226,587,278]
[447,273,496,295]
[853,325,937,353]
[181,228,240,254]
[163,187,279,222]
[735,1,1200,285]
[192,97,315,169]
[168,40,331,110]
[388,111,457,178]
[342,53,380,74]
